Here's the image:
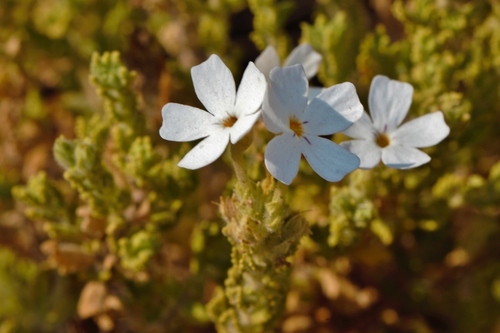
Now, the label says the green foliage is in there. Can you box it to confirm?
[301,0,370,85]
[329,170,387,248]
[248,0,295,56]
[117,229,160,271]
[12,52,195,329]
[190,220,232,283]
[90,51,144,134]
[12,172,73,225]
[0,248,75,333]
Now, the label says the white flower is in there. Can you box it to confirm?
[340,75,450,169]
[159,54,266,169]
[256,44,324,103]
[263,64,363,185]
[255,44,322,81]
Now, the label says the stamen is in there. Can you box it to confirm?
[376,133,390,148]
[289,116,304,137]
[222,115,238,128]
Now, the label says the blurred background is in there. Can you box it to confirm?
[1,0,500,332]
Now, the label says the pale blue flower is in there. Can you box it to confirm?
[341,75,450,169]
[263,65,363,185]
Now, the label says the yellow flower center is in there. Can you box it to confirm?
[289,116,304,137]
[222,115,238,128]
[376,133,390,148]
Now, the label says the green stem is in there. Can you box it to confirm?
[230,132,253,185]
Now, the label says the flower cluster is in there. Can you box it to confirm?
[159,45,450,184]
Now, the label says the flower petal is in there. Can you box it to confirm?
[340,140,381,169]
[381,144,430,169]
[255,45,280,81]
[300,136,360,182]
[191,54,235,118]
[264,132,302,185]
[283,44,322,79]
[234,62,266,117]
[391,111,450,148]
[303,82,363,135]
[229,110,261,144]
[178,130,229,169]
[160,103,213,142]
[314,82,364,123]
[308,87,324,101]
[262,88,288,134]
[369,75,414,132]
[263,65,308,133]
[342,111,377,140]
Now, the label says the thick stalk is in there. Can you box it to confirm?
[207,138,309,332]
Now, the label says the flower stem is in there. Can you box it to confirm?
[229,132,253,185]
